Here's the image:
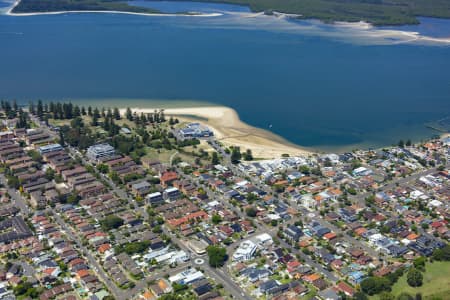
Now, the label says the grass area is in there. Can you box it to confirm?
[371,261,450,300]
[183,140,214,154]
[144,148,178,165]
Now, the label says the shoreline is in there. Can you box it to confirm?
[3,1,449,45]
[119,106,315,159]
[4,0,221,17]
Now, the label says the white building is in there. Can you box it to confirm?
[255,233,273,246]
[39,143,63,154]
[86,143,115,161]
[233,240,257,262]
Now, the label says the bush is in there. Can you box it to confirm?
[407,268,423,287]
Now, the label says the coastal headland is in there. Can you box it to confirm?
[120,106,313,159]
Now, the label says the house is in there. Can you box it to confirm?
[163,187,181,201]
[284,225,303,242]
[160,171,178,187]
[240,267,272,283]
[130,181,151,197]
[147,192,164,205]
[258,280,279,295]
[335,282,355,297]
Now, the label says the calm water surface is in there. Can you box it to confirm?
[0,1,449,151]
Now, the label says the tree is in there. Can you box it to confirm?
[360,277,391,295]
[37,99,43,119]
[206,245,227,267]
[211,151,220,165]
[45,168,55,181]
[432,244,450,261]
[398,140,405,148]
[231,146,241,164]
[407,268,423,287]
[91,107,100,126]
[159,294,182,300]
[100,215,124,231]
[113,107,121,120]
[59,130,65,147]
[29,101,35,114]
[353,292,368,300]
[413,257,426,272]
[126,107,133,121]
[211,214,222,224]
[246,207,257,217]
[379,292,395,300]
[299,165,310,174]
[244,149,253,161]
[97,164,109,174]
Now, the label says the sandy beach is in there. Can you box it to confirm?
[4,0,221,17]
[120,106,313,159]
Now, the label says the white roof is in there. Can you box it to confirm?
[429,199,442,207]
[353,167,368,173]
[147,192,162,198]
[165,187,179,193]
[255,233,272,244]
[208,200,220,207]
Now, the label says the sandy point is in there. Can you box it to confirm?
[120,106,314,159]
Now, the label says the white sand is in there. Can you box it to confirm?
[120,106,313,159]
[5,0,221,17]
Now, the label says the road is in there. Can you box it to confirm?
[163,226,252,300]
[350,162,450,240]
[0,173,31,216]
[177,147,340,283]
[65,145,249,299]
[52,212,129,300]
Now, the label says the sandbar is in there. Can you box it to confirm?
[120,106,314,159]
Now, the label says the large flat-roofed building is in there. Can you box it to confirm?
[178,123,213,140]
[39,143,63,154]
[86,144,115,162]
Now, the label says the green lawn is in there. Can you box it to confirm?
[375,261,450,300]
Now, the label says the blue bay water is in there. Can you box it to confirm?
[0,1,449,152]
[382,17,450,38]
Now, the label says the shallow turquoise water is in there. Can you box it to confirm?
[0,1,449,151]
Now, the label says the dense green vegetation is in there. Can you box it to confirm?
[13,0,159,14]
[100,215,124,231]
[188,0,450,25]
[361,267,405,295]
[115,240,151,255]
[206,245,227,267]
